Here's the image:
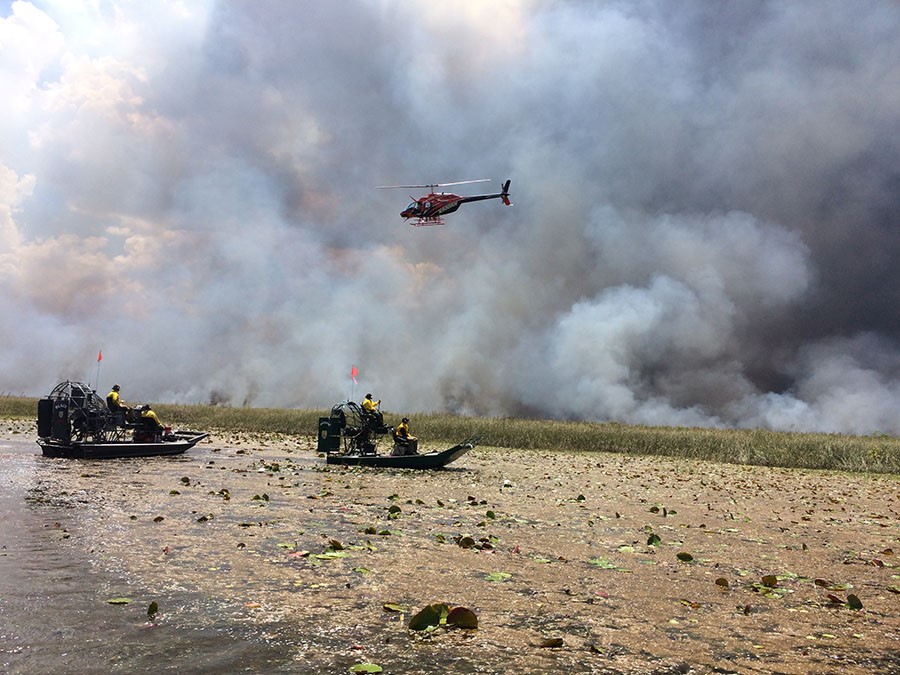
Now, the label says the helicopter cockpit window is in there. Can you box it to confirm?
[406,202,418,213]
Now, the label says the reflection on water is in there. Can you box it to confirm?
[0,435,572,675]
[0,439,296,674]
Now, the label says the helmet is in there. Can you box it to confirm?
[402,417,409,423]
[112,384,120,391]
[365,393,373,399]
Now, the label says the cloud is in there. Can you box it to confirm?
[2,0,900,434]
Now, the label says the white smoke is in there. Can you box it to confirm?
[2,1,900,434]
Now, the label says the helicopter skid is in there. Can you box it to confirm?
[411,217,444,227]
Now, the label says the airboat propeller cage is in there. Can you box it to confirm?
[38,380,108,443]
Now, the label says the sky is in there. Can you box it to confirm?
[2,0,900,434]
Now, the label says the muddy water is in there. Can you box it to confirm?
[0,437,297,674]
[3,425,899,675]
[0,434,497,675]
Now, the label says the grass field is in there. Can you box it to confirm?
[4,394,898,474]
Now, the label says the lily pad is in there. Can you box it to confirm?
[315,551,348,560]
[408,603,449,631]
[446,606,479,629]
[676,552,694,562]
[484,571,512,582]
[107,597,132,605]
[588,557,618,569]
[348,664,383,673]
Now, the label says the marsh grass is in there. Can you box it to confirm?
[0,395,39,419]
[4,396,897,474]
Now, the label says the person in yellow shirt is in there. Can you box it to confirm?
[106,384,128,412]
[392,417,418,456]
[362,393,380,415]
[361,393,386,431]
[140,404,164,430]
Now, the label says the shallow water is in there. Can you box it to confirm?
[3,429,898,675]
[0,438,297,674]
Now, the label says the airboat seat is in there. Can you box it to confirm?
[391,429,418,456]
[363,412,390,434]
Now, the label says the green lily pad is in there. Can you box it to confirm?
[588,557,618,569]
[408,603,449,631]
[348,664,383,673]
[484,571,512,582]
[107,597,132,605]
[315,551,348,560]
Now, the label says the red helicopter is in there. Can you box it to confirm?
[376,178,512,226]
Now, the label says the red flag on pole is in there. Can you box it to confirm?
[351,366,358,384]
[97,350,103,362]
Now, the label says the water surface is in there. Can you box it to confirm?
[0,438,297,674]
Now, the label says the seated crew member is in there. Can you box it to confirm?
[392,417,418,456]
[106,384,129,412]
[361,393,385,428]
[140,404,164,430]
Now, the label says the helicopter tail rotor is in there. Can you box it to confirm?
[500,179,512,206]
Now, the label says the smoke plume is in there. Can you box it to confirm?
[3,1,900,434]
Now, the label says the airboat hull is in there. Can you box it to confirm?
[38,432,209,459]
[326,439,474,469]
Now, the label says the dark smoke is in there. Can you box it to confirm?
[2,1,900,434]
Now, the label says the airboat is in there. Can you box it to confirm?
[318,401,479,469]
[36,381,208,459]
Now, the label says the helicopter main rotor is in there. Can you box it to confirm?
[375,178,491,191]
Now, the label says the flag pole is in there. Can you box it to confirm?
[95,350,103,390]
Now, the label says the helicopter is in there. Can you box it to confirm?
[376,178,512,226]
